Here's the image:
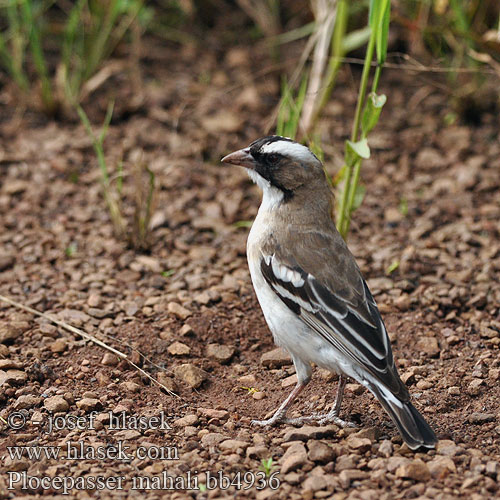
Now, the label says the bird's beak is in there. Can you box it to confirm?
[221,148,255,169]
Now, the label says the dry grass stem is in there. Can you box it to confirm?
[0,294,179,398]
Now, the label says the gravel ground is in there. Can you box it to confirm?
[0,39,499,499]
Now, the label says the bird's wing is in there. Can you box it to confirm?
[259,228,408,400]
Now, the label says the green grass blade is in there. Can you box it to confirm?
[84,0,121,80]
[337,0,390,239]
[6,0,25,80]
[0,30,29,90]
[99,101,115,143]
[361,92,386,137]
[291,75,308,138]
[77,102,127,239]
[277,78,293,138]
[276,74,308,140]
[62,0,87,103]
[376,0,390,64]
[107,0,146,59]
[268,21,316,46]
[76,103,112,184]
[19,0,54,111]
[116,160,124,195]
[342,26,370,53]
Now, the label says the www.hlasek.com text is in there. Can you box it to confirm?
[8,441,178,461]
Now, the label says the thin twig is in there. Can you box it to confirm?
[300,0,338,133]
[0,294,179,398]
[341,54,498,74]
[97,329,175,376]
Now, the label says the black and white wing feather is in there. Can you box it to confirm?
[260,231,409,401]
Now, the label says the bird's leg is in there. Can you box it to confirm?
[325,374,347,419]
[317,375,355,427]
[283,375,356,427]
[251,380,309,427]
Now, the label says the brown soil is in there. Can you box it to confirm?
[0,38,499,500]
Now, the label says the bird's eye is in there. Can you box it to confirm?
[267,154,280,165]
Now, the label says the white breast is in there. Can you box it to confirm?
[247,208,299,346]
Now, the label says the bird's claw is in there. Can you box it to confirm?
[251,413,356,428]
[251,413,308,427]
[317,415,356,428]
[250,417,280,427]
[282,412,356,428]
[250,416,313,427]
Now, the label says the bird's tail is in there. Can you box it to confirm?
[371,385,437,450]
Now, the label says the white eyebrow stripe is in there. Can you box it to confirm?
[261,140,317,163]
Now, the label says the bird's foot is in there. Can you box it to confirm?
[316,414,356,428]
[251,410,289,427]
[279,415,319,426]
[251,415,319,427]
[282,411,356,428]
[252,412,355,428]
[251,418,273,427]
[251,413,318,427]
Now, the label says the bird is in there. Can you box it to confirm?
[221,135,437,450]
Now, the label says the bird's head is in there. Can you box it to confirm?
[221,136,327,202]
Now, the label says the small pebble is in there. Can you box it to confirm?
[44,396,69,413]
[168,341,190,356]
